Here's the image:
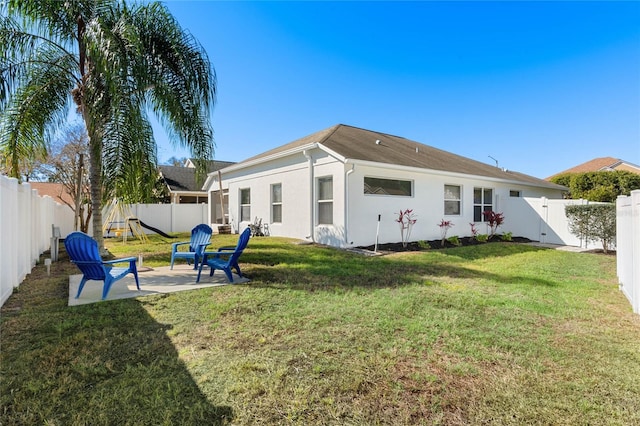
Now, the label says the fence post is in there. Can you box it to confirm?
[617,190,640,314]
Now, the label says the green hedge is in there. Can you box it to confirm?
[565,204,616,253]
[551,171,640,202]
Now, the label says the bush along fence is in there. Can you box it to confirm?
[565,204,616,254]
[617,190,640,314]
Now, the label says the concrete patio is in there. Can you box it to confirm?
[68,263,249,306]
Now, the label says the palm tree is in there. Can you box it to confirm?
[0,0,216,253]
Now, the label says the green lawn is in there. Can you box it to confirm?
[2,234,639,425]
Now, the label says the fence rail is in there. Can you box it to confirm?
[1,176,73,306]
[617,190,640,314]
[0,175,211,307]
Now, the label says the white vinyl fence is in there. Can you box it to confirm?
[502,197,604,249]
[0,175,210,307]
[0,176,74,306]
[118,203,209,236]
[617,190,640,314]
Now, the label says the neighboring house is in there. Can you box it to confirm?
[547,157,640,179]
[204,124,566,248]
[29,182,74,206]
[159,160,235,204]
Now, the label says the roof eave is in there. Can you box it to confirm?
[345,159,568,190]
[207,142,321,177]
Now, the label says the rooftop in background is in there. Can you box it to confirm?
[29,182,73,206]
[547,157,640,180]
[159,160,236,203]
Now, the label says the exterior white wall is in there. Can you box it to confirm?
[346,164,566,247]
[207,152,566,248]
[209,148,346,245]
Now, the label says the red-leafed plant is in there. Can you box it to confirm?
[482,211,505,238]
[438,219,454,246]
[396,209,417,247]
[469,223,478,238]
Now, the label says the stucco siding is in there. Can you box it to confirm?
[345,164,566,247]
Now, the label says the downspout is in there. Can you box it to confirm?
[344,162,355,245]
[303,150,315,242]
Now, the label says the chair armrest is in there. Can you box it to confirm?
[171,241,190,252]
[193,242,211,253]
[217,246,235,252]
[103,256,137,265]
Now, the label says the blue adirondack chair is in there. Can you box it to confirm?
[196,228,251,283]
[64,232,140,300]
[170,224,213,270]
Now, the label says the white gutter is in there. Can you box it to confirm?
[303,149,315,242]
[344,162,355,245]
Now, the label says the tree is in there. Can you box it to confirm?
[1,0,216,253]
[166,156,187,167]
[45,124,92,232]
[550,171,640,202]
[565,204,616,253]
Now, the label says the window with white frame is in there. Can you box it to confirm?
[364,177,412,196]
[240,188,251,222]
[444,184,461,215]
[317,176,333,225]
[473,187,493,222]
[510,190,522,197]
[271,183,282,223]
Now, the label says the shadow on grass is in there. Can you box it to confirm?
[240,241,557,291]
[0,252,233,426]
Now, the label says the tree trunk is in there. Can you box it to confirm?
[87,132,105,254]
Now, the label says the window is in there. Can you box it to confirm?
[444,185,461,215]
[473,187,493,222]
[240,188,251,222]
[510,190,522,197]
[364,177,412,196]
[317,176,333,225]
[271,183,282,223]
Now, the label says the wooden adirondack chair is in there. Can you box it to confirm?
[170,224,213,270]
[196,228,251,283]
[64,232,140,300]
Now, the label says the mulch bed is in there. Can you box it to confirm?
[359,235,533,253]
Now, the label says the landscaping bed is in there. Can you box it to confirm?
[360,235,533,252]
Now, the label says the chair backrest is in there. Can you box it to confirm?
[228,228,251,264]
[64,232,106,280]
[190,224,213,251]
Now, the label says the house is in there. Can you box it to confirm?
[203,124,566,248]
[547,157,640,179]
[29,182,74,206]
[159,160,234,204]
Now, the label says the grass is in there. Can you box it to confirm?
[2,233,640,425]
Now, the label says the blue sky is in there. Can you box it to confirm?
[154,1,640,179]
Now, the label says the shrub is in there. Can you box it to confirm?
[551,170,640,202]
[438,219,454,246]
[565,204,616,253]
[396,209,417,248]
[482,211,505,238]
[447,235,461,246]
[476,234,489,243]
[417,240,431,250]
[501,232,513,242]
[469,223,479,238]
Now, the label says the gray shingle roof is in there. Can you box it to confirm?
[238,124,566,190]
[160,160,235,192]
